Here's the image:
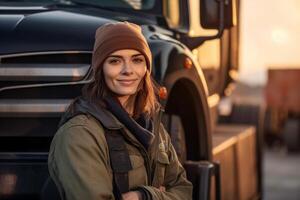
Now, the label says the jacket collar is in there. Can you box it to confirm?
[59,96,124,130]
[59,96,163,133]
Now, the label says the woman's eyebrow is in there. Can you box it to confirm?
[107,55,122,58]
[108,54,143,58]
[132,54,143,57]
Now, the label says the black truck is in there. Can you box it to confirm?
[0,0,263,199]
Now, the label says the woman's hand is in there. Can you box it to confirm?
[159,186,166,192]
[122,186,165,200]
[122,191,142,200]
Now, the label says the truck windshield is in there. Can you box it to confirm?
[1,0,156,10]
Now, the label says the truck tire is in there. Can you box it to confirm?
[162,114,187,163]
[282,118,300,152]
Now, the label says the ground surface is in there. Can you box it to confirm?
[264,148,300,200]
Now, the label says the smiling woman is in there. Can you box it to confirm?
[47,21,192,200]
[103,49,148,117]
[103,50,147,102]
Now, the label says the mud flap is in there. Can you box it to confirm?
[184,161,221,200]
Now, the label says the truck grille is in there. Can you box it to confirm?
[0,51,92,84]
[0,51,93,148]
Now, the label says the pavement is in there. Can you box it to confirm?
[264,148,300,200]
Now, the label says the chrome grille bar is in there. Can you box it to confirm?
[0,64,90,81]
[0,99,72,117]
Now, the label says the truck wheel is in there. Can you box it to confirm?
[162,114,187,163]
[282,118,300,152]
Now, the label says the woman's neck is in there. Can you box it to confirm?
[117,95,135,116]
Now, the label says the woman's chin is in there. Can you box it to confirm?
[114,91,137,97]
[114,88,138,96]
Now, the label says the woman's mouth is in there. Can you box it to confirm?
[117,79,138,86]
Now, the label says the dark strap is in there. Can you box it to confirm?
[104,129,132,199]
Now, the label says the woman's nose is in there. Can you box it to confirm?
[121,60,133,74]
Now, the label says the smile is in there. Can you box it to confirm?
[117,79,138,86]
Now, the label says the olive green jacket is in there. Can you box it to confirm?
[48,102,192,200]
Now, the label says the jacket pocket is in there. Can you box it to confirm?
[154,151,170,186]
[157,151,170,165]
[128,155,147,188]
[130,155,144,169]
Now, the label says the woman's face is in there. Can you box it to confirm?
[103,49,147,100]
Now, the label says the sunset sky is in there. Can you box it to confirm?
[239,0,300,85]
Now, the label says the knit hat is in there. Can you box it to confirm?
[92,21,152,72]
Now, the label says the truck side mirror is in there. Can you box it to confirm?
[182,0,237,49]
[200,0,236,29]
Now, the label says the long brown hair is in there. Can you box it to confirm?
[82,59,159,119]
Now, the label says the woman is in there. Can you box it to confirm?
[48,21,192,200]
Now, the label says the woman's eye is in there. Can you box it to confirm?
[133,57,145,64]
[108,59,120,64]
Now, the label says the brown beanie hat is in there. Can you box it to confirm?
[92,21,152,72]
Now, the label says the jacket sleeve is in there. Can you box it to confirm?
[48,123,115,200]
[140,125,193,200]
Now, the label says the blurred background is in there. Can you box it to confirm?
[232,0,300,199]
[240,0,300,85]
